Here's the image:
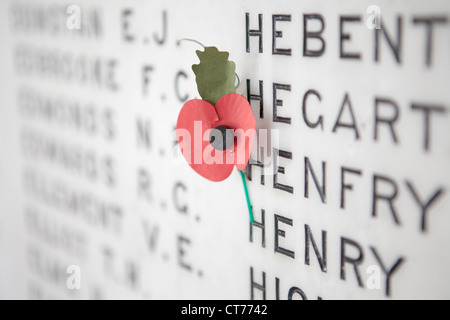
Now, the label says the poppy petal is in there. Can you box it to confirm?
[176,99,234,182]
[214,93,256,170]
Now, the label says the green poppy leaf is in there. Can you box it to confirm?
[192,47,236,106]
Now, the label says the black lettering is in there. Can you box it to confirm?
[340,237,364,287]
[288,287,307,300]
[142,221,159,252]
[247,79,264,119]
[250,209,266,247]
[274,214,295,259]
[246,13,263,53]
[173,182,188,213]
[102,157,115,188]
[303,14,326,57]
[102,109,115,141]
[370,247,405,297]
[341,167,362,209]
[137,168,151,202]
[272,15,292,55]
[136,118,151,150]
[175,71,189,102]
[106,60,119,92]
[332,93,360,139]
[154,10,167,45]
[411,103,447,152]
[122,9,134,42]
[302,89,323,129]
[375,16,403,63]
[305,224,327,272]
[275,277,280,300]
[273,149,294,194]
[273,83,291,124]
[340,16,362,59]
[250,267,266,300]
[372,174,400,225]
[304,157,326,203]
[177,235,192,271]
[406,181,445,232]
[124,260,139,289]
[375,98,400,143]
[245,152,265,185]
[413,16,448,67]
[142,65,153,96]
[102,246,114,275]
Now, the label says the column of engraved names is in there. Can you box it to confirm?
[9,2,130,299]
[244,10,449,299]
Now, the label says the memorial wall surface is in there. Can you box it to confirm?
[0,0,449,299]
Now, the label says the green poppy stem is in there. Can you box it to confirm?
[239,170,254,223]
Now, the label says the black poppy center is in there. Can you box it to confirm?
[209,126,234,151]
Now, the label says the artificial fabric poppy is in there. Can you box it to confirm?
[175,44,256,222]
[176,46,256,182]
[176,92,256,181]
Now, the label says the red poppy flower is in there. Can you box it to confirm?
[176,93,256,182]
